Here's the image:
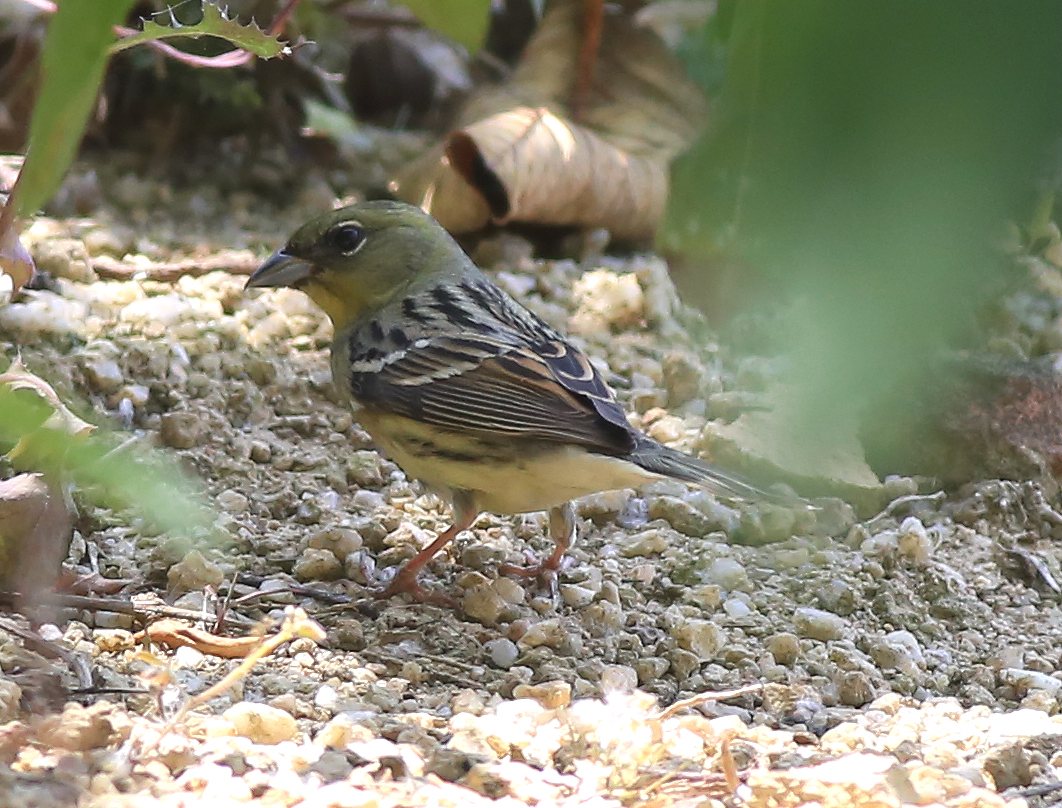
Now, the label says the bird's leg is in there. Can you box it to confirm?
[376,500,478,605]
[499,502,576,585]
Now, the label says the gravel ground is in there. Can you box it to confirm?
[1,154,1061,807]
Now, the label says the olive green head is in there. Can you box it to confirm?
[246,200,464,326]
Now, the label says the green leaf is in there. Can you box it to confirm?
[400,0,492,53]
[15,0,135,217]
[110,1,288,58]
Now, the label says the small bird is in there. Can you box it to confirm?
[247,201,789,603]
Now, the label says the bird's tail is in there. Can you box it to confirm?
[630,438,801,506]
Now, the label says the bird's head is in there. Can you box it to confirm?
[246,200,463,328]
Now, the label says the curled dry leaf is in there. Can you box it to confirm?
[0,473,73,612]
[395,0,706,240]
[0,217,34,297]
[135,619,269,659]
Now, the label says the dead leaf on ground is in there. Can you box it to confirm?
[0,473,74,612]
[0,212,33,297]
[135,619,269,659]
[395,0,706,240]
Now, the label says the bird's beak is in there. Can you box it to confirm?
[245,250,315,289]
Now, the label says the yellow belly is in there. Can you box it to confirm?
[357,410,656,514]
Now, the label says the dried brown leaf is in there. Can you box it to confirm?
[395,0,705,239]
[0,218,33,296]
[0,473,74,610]
[135,619,269,659]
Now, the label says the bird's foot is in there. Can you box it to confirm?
[361,556,457,607]
[374,572,457,607]
[498,551,566,599]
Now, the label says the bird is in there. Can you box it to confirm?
[246,200,794,604]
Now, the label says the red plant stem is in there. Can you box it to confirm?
[13,0,300,70]
[573,0,604,122]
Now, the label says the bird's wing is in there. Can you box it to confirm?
[346,329,637,455]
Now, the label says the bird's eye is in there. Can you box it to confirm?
[328,223,365,255]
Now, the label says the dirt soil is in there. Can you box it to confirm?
[1,150,1061,807]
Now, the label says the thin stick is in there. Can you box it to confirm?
[91,252,260,282]
[654,682,763,721]
[0,592,257,627]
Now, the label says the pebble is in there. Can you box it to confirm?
[998,668,1062,697]
[705,557,748,590]
[793,607,847,642]
[217,489,249,513]
[897,516,932,564]
[159,411,205,449]
[621,528,670,557]
[671,619,726,661]
[511,680,571,709]
[600,665,638,694]
[648,496,714,537]
[223,702,299,744]
[722,598,752,618]
[81,356,124,394]
[485,638,519,670]
[291,547,343,582]
[0,679,21,723]
[764,632,801,666]
[837,671,876,707]
[167,549,224,594]
[517,619,568,650]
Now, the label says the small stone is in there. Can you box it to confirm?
[167,549,224,594]
[723,598,752,618]
[0,679,21,722]
[569,269,644,336]
[600,665,638,694]
[223,702,298,744]
[517,618,568,650]
[999,668,1062,697]
[346,450,385,488]
[686,584,723,610]
[621,528,670,557]
[32,237,95,283]
[648,496,713,537]
[485,638,519,670]
[94,629,134,653]
[82,356,123,394]
[512,680,571,709]
[159,411,205,449]
[316,714,373,750]
[897,516,932,564]
[793,607,846,642]
[647,415,685,444]
[837,671,875,706]
[308,527,364,560]
[216,489,249,513]
[463,582,509,625]
[705,557,748,590]
[249,440,272,463]
[293,548,343,582]
[669,648,701,681]
[172,645,206,669]
[559,583,596,608]
[671,619,726,661]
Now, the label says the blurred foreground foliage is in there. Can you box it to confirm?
[663,1,1062,480]
[0,370,212,540]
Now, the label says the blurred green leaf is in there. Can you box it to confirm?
[400,0,492,53]
[661,1,1062,479]
[110,2,288,57]
[14,0,135,217]
[0,387,211,537]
